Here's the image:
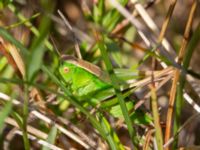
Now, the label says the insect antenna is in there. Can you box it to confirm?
[57,10,82,59]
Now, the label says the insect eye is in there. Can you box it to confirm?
[63,67,69,73]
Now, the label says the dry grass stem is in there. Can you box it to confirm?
[0,92,91,149]
[164,0,198,147]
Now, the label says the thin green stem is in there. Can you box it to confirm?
[174,18,200,148]
[22,84,30,150]
[150,85,163,150]
[4,13,40,30]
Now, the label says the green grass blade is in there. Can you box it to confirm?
[183,23,200,69]
[42,126,57,150]
[0,98,13,133]
[26,1,54,81]
[11,111,23,128]
[98,38,139,149]
[99,114,125,150]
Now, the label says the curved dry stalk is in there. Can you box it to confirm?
[3,126,62,150]
[4,127,18,150]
